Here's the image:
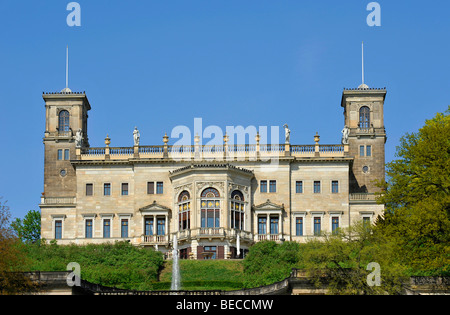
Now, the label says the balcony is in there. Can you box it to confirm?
[141,234,168,245]
[256,234,284,242]
[349,193,378,204]
[40,197,76,208]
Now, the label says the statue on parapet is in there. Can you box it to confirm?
[283,124,290,143]
[75,129,83,148]
[341,125,350,145]
[133,127,140,146]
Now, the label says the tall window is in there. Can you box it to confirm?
[121,219,128,238]
[64,149,70,160]
[296,181,303,194]
[332,181,339,194]
[366,145,372,157]
[85,219,93,238]
[178,191,191,231]
[258,216,267,235]
[230,190,245,230]
[121,183,128,196]
[86,183,93,196]
[200,188,220,228]
[147,182,154,194]
[55,220,62,240]
[260,180,267,193]
[104,183,111,196]
[359,106,370,129]
[314,217,321,236]
[157,218,165,235]
[270,216,279,235]
[103,219,111,238]
[269,180,277,193]
[156,182,164,194]
[314,181,321,194]
[332,217,339,234]
[58,110,70,132]
[296,217,303,236]
[145,217,153,236]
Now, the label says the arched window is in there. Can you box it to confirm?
[178,191,191,231]
[59,110,70,132]
[359,106,370,129]
[231,190,245,230]
[200,188,220,228]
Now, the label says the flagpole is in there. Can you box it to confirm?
[66,45,69,89]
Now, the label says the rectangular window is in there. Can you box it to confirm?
[296,217,303,236]
[121,183,129,196]
[332,181,339,194]
[203,246,217,260]
[332,217,339,234]
[86,183,93,196]
[363,216,371,228]
[157,218,165,235]
[64,149,70,160]
[360,145,365,157]
[314,217,321,236]
[258,216,267,235]
[57,149,63,160]
[314,181,321,194]
[270,216,279,235]
[147,182,154,194]
[55,220,62,239]
[260,180,267,193]
[296,181,303,194]
[269,180,276,193]
[104,183,111,196]
[121,219,129,238]
[85,219,93,239]
[145,218,154,236]
[156,182,164,194]
[103,219,111,238]
[366,145,372,157]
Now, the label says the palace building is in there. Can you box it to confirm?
[39,83,387,259]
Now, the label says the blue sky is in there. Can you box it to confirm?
[0,0,449,220]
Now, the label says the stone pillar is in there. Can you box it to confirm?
[314,132,320,157]
[163,133,169,159]
[105,134,111,160]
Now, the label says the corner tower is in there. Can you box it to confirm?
[42,90,90,197]
[341,87,387,193]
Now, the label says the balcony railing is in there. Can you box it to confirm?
[40,197,76,205]
[79,143,347,161]
[142,234,168,244]
[349,193,378,202]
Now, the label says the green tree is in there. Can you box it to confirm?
[11,210,41,244]
[243,241,300,288]
[300,223,407,295]
[0,198,38,294]
[377,106,450,275]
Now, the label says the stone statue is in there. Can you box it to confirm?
[75,129,83,148]
[341,125,350,145]
[283,124,290,143]
[133,127,140,146]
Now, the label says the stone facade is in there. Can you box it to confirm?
[40,86,387,259]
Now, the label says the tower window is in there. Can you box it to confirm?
[58,110,70,132]
[359,106,370,129]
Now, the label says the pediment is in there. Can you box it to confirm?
[139,201,171,213]
[253,199,284,211]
